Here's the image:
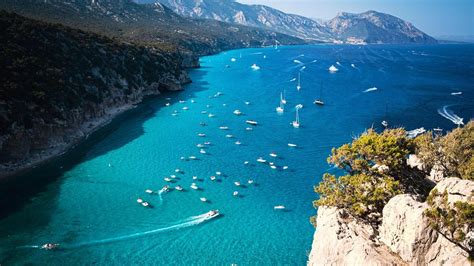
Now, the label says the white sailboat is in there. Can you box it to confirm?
[276,96,284,113]
[313,81,325,106]
[296,72,301,91]
[281,91,287,104]
[292,106,301,128]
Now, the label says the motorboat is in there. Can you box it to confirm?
[161,185,170,192]
[269,162,274,166]
[175,185,183,191]
[142,202,150,207]
[179,100,186,103]
[175,169,181,173]
[198,133,206,137]
[180,156,186,160]
[274,205,286,210]
[193,176,198,180]
[245,127,253,131]
[245,101,250,105]
[200,149,207,154]
[197,144,204,148]
[246,120,258,126]
[189,156,197,160]
[288,143,297,147]
[190,183,199,190]
[244,161,249,165]
[407,127,426,138]
[201,111,208,114]
[314,99,325,106]
[171,113,178,116]
[235,141,242,145]
[234,182,241,186]
[381,120,389,127]
[204,142,212,145]
[145,189,153,194]
[248,180,254,184]
[200,197,208,202]
[165,103,170,107]
[216,172,222,176]
[191,100,195,103]
[269,152,278,158]
[219,126,229,130]
[182,107,189,110]
[137,198,144,203]
[282,166,289,170]
[233,110,242,115]
[210,176,216,181]
[257,157,266,163]
[208,113,215,118]
[170,175,176,178]
[233,191,239,197]
[270,165,277,169]
[164,177,172,182]
[205,210,220,218]
[41,243,59,250]
[226,135,234,138]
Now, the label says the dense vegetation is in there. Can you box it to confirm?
[313,122,474,228]
[0,11,183,162]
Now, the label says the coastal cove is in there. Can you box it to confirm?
[1,44,473,265]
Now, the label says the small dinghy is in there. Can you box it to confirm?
[210,176,216,181]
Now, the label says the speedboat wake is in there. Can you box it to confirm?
[438,105,464,126]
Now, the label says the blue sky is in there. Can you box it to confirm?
[237,0,473,36]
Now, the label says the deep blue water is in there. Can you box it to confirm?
[0,44,473,265]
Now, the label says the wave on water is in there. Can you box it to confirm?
[438,105,464,126]
[19,212,217,251]
[363,87,378,93]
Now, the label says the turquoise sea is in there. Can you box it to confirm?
[0,44,473,265]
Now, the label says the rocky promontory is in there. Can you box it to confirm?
[309,177,473,265]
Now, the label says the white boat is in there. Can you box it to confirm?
[222,103,227,107]
[269,152,278,158]
[233,110,242,115]
[276,97,284,113]
[235,141,242,145]
[314,82,325,105]
[274,205,286,210]
[245,101,250,105]
[234,182,241,186]
[257,157,266,163]
[407,127,426,138]
[166,98,171,101]
[233,191,239,197]
[201,111,208,114]
[161,185,170,192]
[248,180,254,184]
[182,107,189,110]
[288,143,297,147]
[200,197,208,202]
[205,210,220,218]
[142,202,150,207]
[231,58,237,62]
[41,243,59,250]
[165,103,170,107]
[200,149,206,154]
[197,144,204,148]
[251,64,260,70]
[164,177,172,182]
[382,120,389,127]
[269,162,274,166]
[219,126,229,130]
[193,176,198,180]
[204,142,211,145]
[246,120,258,126]
[198,133,206,137]
[206,104,211,108]
[189,156,197,160]
[208,113,215,118]
[170,175,176,178]
[180,156,186,160]
[137,198,144,203]
[190,183,199,190]
[292,107,300,128]
[171,113,178,116]
[210,176,216,181]
[296,72,301,91]
[329,65,339,73]
[216,171,222,176]
[244,161,249,165]
[175,169,181,173]
[179,100,186,104]
[282,166,289,170]
[145,189,153,194]
[270,165,277,169]
[451,92,462,95]
[246,127,253,131]
[175,185,183,191]
[226,134,234,138]
[281,91,287,104]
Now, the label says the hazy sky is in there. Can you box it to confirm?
[237,0,474,36]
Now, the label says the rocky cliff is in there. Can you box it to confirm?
[308,178,473,265]
[0,12,190,177]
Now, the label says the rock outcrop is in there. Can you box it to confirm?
[309,178,473,265]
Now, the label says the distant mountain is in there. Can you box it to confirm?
[150,0,332,41]
[325,11,437,44]
[0,0,304,57]
[146,0,436,44]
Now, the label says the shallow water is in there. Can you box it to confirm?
[0,44,473,265]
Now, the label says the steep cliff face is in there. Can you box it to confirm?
[309,178,472,265]
[0,12,189,177]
